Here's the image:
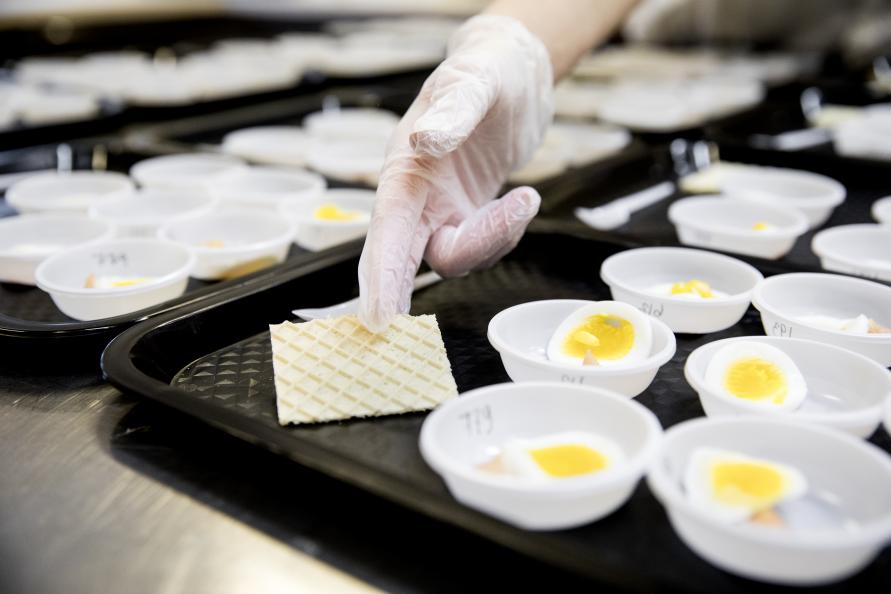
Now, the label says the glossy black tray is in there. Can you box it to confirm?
[535,142,889,274]
[101,231,890,593]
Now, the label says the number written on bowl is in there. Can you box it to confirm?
[771,322,793,338]
[458,405,493,437]
[92,252,129,267]
[640,301,664,318]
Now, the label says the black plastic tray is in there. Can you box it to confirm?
[535,142,890,274]
[101,231,890,593]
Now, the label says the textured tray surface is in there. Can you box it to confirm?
[167,237,890,592]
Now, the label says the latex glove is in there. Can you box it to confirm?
[358,14,554,333]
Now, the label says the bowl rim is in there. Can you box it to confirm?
[751,272,891,343]
[646,416,891,548]
[871,196,891,224]
[684,335,889,425]
[34,238,195,296]
[88,191,219,226]
[600,246,764,308]
[811,224,891,273]
[486,299,677,377]
[667,195,809,239]
[210,165,326,200]
[6,170,135,209]
[157,209,296,255]
[130,153,247,186]
[719,166,847,208]
[420,381,664,495]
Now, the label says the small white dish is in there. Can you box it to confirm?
[719,166,846,228]
[130,154,247,192]
[89,189,218,238]
[601,247,763,333]
[303,107,398,141]
[752,272,891,366]
[811,224,891,282]
[834,108,891,161]
[7,171,135,213]
[872,196,891,224]
[221,126,311,167]
[208,166,326,210]
[668,196,808,260]
[34,238,194,321]
[507,140,569,184]
[648,417,891,585]
[158,209,294,280]
[279,188,375,251]
[305,137,385,186]
[0,214,114,285]
[685,336,890,437]
[487,299,676,398]
[551,121,631,166]
[419,382,662,530]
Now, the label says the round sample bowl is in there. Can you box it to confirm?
[420,382,662,530]
[221,126,311,166]
[158,209,294,280]
[6,170,135,213]
[208,165,325,210]
[279,188,374,251]
[0,214,114,285]
[34,239,194,321]
[685,336,890,437]
[811,224,891,282]
[303,107,398,141]
[668,196,808,260]
[305,137,385,186]
[719,166,846,228]
[89,189,218,238]
[601,247,763,333]
[130,153,246,192]
[487,299,676,398]
[871,195,891,224]
[751,273,891,366]
[648,417,891,585]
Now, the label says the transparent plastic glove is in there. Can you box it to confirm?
[358,15,554,333]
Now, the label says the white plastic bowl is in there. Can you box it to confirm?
[130,154,247,192]
[280,188,374,251]
[420,382,663,530]
[158,209,294,280]
[811,224,891,282]
[487,299,676,398]
[0,214,114,285]
[7,171,135,213]
[648,417,891,585]
[668,196,808,260]
[873,196,891,224]
[208,166,326,210]
[88,189,218,238]
[685,336,890,437]
[34,238,194,321]
[221,126,311,167]
[305,137,385,186]
[752,273,891,366]
[303,107,398,141]
[719,166,846,228]
[601,247,764,333]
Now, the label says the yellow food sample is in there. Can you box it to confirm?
[529,444,608,478]
[201,239,226,248]
[752,222,770,231]
[563,314,634,361]
[313,203,362,222]
[711,460,787,510]
[671,279,714,298]
[724,357,788,404]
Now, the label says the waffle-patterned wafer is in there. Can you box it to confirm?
[271,314,458,425]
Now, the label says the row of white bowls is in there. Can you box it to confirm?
[421,382,891,585]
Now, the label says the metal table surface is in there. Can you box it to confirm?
[0,359,608,594]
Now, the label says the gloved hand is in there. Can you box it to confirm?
[358,14,554,333]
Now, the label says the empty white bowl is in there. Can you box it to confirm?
[487,299,676,398]
[668,196,809,260]
[221,126,311,167]
[648,417,891,585]
[601,247,763,333]
[752,273,891,366]
[873,196,891,224]
[158,209,294,280]
[811,224,891,282]
[130,154,247,192]
[303,107,398,141]
[6,171,135,213]
[719,166,846,228]
[89,189,218,238]
[0,214,114,285]
[207,166,326,210]
[419,382,662,530]
[34,239,194,321]
[305,137,385,186]
[279,188,374,251]
[685,336,890,437]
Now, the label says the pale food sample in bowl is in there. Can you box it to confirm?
[796,314,890,334]
[547,301,652,368]
[647,279,728,300]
